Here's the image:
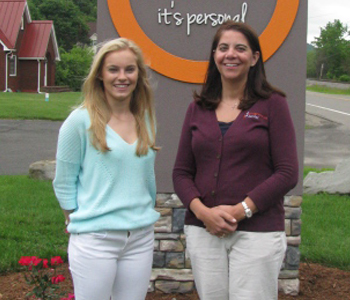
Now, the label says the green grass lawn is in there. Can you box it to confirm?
[300,167,350,271]
[307,85,350,95]
[300,193,350,270]
[0,176,68,273]
[0,92,82,121]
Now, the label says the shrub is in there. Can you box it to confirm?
[56,45,94,91]
[339,74,350,82]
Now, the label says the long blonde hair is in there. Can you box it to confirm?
[82,38,158,156]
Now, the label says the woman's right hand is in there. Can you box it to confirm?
[189,199,237,236]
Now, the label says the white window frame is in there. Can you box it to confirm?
[9,55,17,76]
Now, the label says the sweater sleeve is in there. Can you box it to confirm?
[247,95,299,212]
[172,102,201,208]
[53,109,87,211]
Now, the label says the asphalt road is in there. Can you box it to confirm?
[0,120,62,175]
[305,91,350,168]
[306,91,350,129]
[0,91,349,175]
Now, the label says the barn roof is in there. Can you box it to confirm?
[18,21,53,59]
[0,0,26,49]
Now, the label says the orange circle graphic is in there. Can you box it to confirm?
[107,0,299,84]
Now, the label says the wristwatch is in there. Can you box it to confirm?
[241,201,253,218]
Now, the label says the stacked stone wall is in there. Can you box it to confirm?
[150,194,302,296]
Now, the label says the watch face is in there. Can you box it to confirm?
[246,210,252,218]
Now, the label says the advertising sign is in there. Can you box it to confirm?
[98,0,307,193]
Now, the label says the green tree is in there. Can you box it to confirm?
[56,45,94,91]
[306,50,317,78]
[37,0,90,51]
[27,0,43,20]
[73,0,97,21]
[312,19,350,79]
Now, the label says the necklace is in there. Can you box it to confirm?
[221,100,240,110]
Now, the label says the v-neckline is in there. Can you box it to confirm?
[214,109,243,135]
[106,125,137,146]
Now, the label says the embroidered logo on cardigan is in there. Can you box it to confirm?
[244,111,268,120]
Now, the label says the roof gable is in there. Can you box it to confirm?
[0,28,12,49]
[18,21,53,58]
[0,0,26,49]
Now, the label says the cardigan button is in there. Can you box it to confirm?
[214,173,218,178]
[211,190,216,196]
[216,154,221,159]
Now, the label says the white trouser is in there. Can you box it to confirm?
[185,225,287,300]
[68,225,154,300]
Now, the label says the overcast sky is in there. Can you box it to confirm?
[307,0,350,43]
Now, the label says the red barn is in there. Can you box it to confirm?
[0,0,60,93]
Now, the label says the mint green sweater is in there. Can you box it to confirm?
[53,108,160,233]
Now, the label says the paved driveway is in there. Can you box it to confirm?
[0,120,62,175]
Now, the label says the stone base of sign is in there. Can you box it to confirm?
[150,194,302,296]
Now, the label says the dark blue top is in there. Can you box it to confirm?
[218,121,233,136]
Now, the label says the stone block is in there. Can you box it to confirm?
[173,208,186,233]
[147,281,155,293]
[154,240,160,251]
[278,278,299,296]
[165,252,185,269]
[156,194,183,208]
[285,207,302,219]
[160,240,184,252]
[303,158,350,194]
[285,219,291,236]
[285,246,300,270]
[284,195,302,207]
[28,160,56,181]
[155,216,172,233]
[287,236,301,246]
[291,219,302,235]
[278,269,299,279]
[185,250,192,269]
[155,233,180,240]
[156,208,172,216]
[151,268,194,282]
[155,280,194,294]
[153,251,165,268]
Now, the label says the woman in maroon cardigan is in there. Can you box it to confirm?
[172,21,298,300]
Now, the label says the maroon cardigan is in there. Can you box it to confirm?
[172,93,299,232]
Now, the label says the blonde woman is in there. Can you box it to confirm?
[53,38,160,300]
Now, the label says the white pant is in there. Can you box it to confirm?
[185,225,286,300]
[68,225,154,300]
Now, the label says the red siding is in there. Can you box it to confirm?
[19,60,38,92]
[0,44,5,91]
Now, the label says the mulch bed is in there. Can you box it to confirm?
[1,262,349,299]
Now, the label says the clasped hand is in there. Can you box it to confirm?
[201,206,237,238]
